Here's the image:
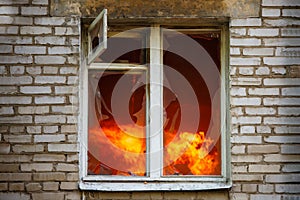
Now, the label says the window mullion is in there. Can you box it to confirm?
[149,26,163,178]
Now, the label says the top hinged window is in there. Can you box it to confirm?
[87,9,108,64]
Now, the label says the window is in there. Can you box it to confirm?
[80,10,230,191]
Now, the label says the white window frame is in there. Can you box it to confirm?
[79,13,231,191]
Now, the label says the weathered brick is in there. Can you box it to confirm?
[264,57,300,66]
[4,135,31,143]
[282,9,300,17]
[264,154,300,163]
[21,163,53,172]
[55,27,79,35]
[281,28,300,37]
[0,76,32,85]
[278,107,300,115]
[262,0,300,6]
[57,163,78,172]
[264,78,300,86]
[248,28,279,37]
[262,8,280,17]
[0,164,19,172]
[20,26,51,35]
[263,98,300,106]
[0,155,31,163]
[264,117,300,125]
[258,185,274,194]
[0,86,17,94]
[231,18,262,27]
[282,164,300,172]
[9,183,24,191]
[272,67,286,75]
[26,66,42,75]
[0,55,33,64]
[26,126,41,134]
[231,136,262,144]
[21,6,48,15]
[32,0,48,4]
[55,86,78,94]
[274,126,300,134]
[20,86,51,94]
[281,145,300,154]
[49,46,78,54]
[43,126,58,133]
[35,56,66,64]
[60,182,78,190]
[232,155,262,163]
[230,48,241,55]
[245,107,276,115]
[35,36,65,45]
[231,38,261,46]
[0,116,32,124]
[264,19,300,27]
[33,154,65,162]
[32,192,64,200]
[249,165,280,173]
[232,116,262,124]
[10,66,25,75]
[243,48,273,56]
[233,174,263,182]
[266,174,300,183]
[15,46,46,54]
[231,97,261,106]
[282,88,300,96]
[48,144,78,152]
[35,76,66,84]
[34,17,65,25]
[43,182,59,191]
[242,184,257,193]
[34,134,65,143]
[0,183,8,191]
[264,38,300,47]
[43,66,58,74]
[0,6,19,14]
[0,192,30,200]
[231,77,262,86]
[35,115,66,124]
[35,96,65,104]
[0,106,14,115]
[0,45,13,53]
[18,106,49,114]
[13,145,44,153]
[33,172,65,181]
[250,194,280,200]
[25,183,42,192]
[232,145,246,154]
[239,67,254,75]
[0,143,10,154]
[52,105,77,114]
[0,173,31,181]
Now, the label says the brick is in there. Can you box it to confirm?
[231,136,262,144]
[230,193,248,200]
[10,66,25,74]
[264,57,300,66]
[239,67,254,75]
[282,88,300,96]
[278,107,300,115]
[245,107,276,116]
[35,76,66,84]
[67,154,78,162]
[272,67,286,75]
[250,195,280,200]
[55,27,79,35]
[34,134,65,143]
[52,105,77,114]
[15,46,46,54]
[249,164,280,173]
[231,38,261,46]
[264,154,300,163]
[0,0,29,4]
[43,182,59,191]
[0,155,31,163]
[256,126,271,133]
[282,9,300,17]
[21,163,52,172]
[0,96,31,104]
[57,163,78,172]
[0,173,31,181]
[65,192,81,200]
[26,66,42,75]
[35,96,65,104]
[231,18,261,27]
[0,45,12,53]
[232,155,262,163]
[10,126,25,133]
[276,184,300,194]
[33,154,65,162]
[240,126,255,133]
[231,97,261,106]
[33,172,65,181]
[248,28,279,37]
[266,174,300,183]
[264,38,300,47]
[60,182,78,190]
[263,98,300,105]
[12,16,33,25]
[282,164,300,172]
[0,106,14,115]
[18,106,49,114]
[0,6,18,14]
[0,183,8,191]
[25,183,42,192]
[230,28,247,36]
[43,126,58,134]
[21,6,48,15]
[230,48,241,55]
[60,67,78,75]
[0,116,32,124]
[0,164,19,172]
[0,193,30,200]
[67,76,78,84]
[32,0,48,4]
[0,26,18,34]
[264,117,300,125]
[243,48,273,56]
[32,192,64,200]
[248,88,279,96]
[242,184,257,192]
[43,66,58,74]
[262,0,300,6]
[55,86,78,94]
[0,55,32,64]
[9,183,24,191]
[34,17,65,25]
[264,78,300,86]
[0,16,13,24]
[232,165,247,173]
[258,185,273,193]
[262,8,280,17]
[0,143,10,154]
[49,46,78,54]
[231,77,261,86]
[4,135,31,143]
[281,145,300,154]
[35,36,66,45]
[274,126,300,134]
[232,116,261,124]
[20,86,51,94]
[35,115,66,124]
[232,145,246,154]
[20,26,51,35]
[230,87,246,96]
[13,145,44,153]
[0,36,32,45]
[48,144,78,152]
[35,56,66,64]
[281,28,300,37]
[232,174,263,182]
[265,19,300,27]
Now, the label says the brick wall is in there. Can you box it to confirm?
[0,0,299,200]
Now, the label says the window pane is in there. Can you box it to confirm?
[163,31,222,176]
[88,69,147,176]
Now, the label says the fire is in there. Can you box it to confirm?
[88,123,220,176]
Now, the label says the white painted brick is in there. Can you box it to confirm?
[0,116,32,124]
[239,67,254,75]
[43,126,58,133]
[265,136,300,143]
[0,45,12,53]
[283,9,300,17]
[33,154,65,162]
[248,28,279,37]
[232,116,262,124]
[0,36,32,44]
[256,126,271,133]
[264,78,300,86]
[230,28,247,36]
[48,46,78,54]
[281,145,300,154]
[67,116,77,124]
[15,46,46,54]
[281,28,300,37]
[21,6,48,15]
[18,106,49,114]
[264,38,300,47]
[48,144,78,152]
[282,87,300,96]
[0,55,32,64]
[26,126,41,134]
[10,66,25,75]
[35,36,65,45]
[20,26,51,35]
[230,48,240,55]
[55,86,77,94]
[52,105,77,114]
[264,117,300,125]
[248,88,279,96]
[34,96,65,104]
[43,67,58,74]
[274,126,300,134]
[249,164,280,173]
[12,145,44,153]
[276,184,300,194]
[55,27,79,35]
[282,164,300,172]
[263,98,300,106]
[67,76,78,85]
[0,26,18,34]
[264,57,300,66]
[262,8,281,17]
[231,38,261,46]
[67,55,78,64]
[20,86,51,94]
[0,16,13,24]
[26,66,41,75]
[250,194,280,200]
[278,107,300,115]
[243,48,273,56]
[248,145,279,153]
[232,145,246,154]
[231,97,261,105]
[272,67,286,75]
[230,87,246,96]
[231,136,262,144]
[256,67,270,75]
[34,134,65,143]
[34,115,66,124]
[35,76,66,84]
[266,174,300,183]
[231,77,262,86]
[231,18,262,27]
[262,0,300,6]
[240,126,255,133]
[59,67,77,74]
[0,107,14,115]
[0,96,31,104]
[230,66,237,75]
[265,19,300,27]
[34,17,65,25]
[0,6,19,14]
[69,95,79,104]
[4,135,31,143]
[35,56,66,64]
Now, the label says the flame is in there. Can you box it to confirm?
[88,124,220,176]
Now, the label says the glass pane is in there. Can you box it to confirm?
[163,31,222,176]
[88,69,147,176]
[93,28,148,64]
